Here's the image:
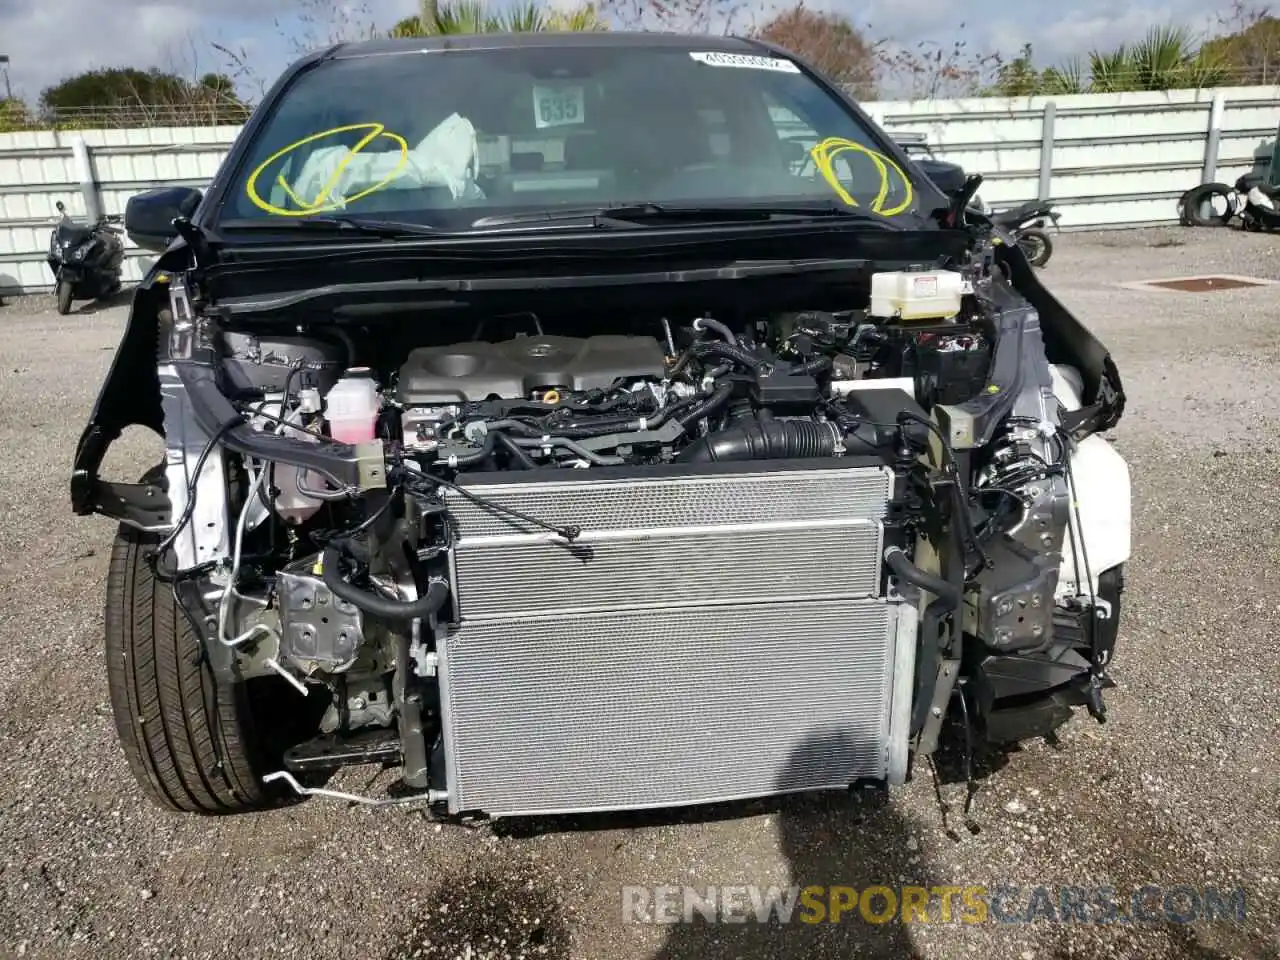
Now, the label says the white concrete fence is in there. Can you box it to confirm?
[2,85,1278,294]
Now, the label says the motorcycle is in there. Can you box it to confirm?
[46,200,126,315]
[990,199,1062,267]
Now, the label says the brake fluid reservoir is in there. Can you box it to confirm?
[870,269,970,321]
[324,368,380,443]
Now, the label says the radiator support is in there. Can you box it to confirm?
[436,459,914,817]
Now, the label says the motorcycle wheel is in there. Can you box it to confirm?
[1017,228,1053,267]
[55,279,74,315]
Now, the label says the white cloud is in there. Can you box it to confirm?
[0,0,416,103]
[0,0,1236,106]
[1,3,205,99]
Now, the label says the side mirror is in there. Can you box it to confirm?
[914,158,968,198]
[55,200,66,214]
[124,186,203,253]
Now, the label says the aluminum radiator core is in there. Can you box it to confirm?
[437,462,911,816]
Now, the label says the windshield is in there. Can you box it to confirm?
[219,44,923,229]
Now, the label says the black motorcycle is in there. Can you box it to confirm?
[990,199,1061,267]
[47,200,125,315]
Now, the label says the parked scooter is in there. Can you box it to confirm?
[990,199,1062,267]
[46,200,125,315]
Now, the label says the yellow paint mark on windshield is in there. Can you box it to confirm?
[810,137,914,217]
[244,122,409,216]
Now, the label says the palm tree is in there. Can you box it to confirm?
[389,0,606,36]
[1088,26,1227,91]
[420,0,438,35]
[1130,25,1199,89]
[1042,58,1086,95]
[1087,47,1129,93]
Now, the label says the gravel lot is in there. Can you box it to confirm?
[1,227,1278,960]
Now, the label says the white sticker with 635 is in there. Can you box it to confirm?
[533,85,586,129]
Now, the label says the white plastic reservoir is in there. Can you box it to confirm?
[325,368,381,444]
[870,269,970,321]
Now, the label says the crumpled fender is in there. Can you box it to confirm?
[69,250,185,516]
[995,240,1126,438]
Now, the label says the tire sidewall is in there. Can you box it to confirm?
[104,519,274,813]
[1018,228,1053,266]
[56,279,74,315]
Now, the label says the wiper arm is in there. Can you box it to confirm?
[469,204,668,228]
[219,216,440,237]
[470,201,890,230]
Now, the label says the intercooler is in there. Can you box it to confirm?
[437,461,918,816]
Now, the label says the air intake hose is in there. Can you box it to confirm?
[676,418,842,462]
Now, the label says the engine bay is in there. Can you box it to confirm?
[113,253,1127,813]
[229,268,993,488]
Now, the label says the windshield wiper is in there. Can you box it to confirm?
[469,201,895,229]
[218,216,440,237]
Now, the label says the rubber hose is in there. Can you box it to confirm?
[1181,182,1234,227]
[693,341,766,373]
[693,317,738,345]
[492,431,536,468]
[786,355,833,376]
[676,417,840,462]
[321,545,450,620]
[883,546,962,609]
[544,393,704,439]
[447,429,500,466]
[676,382,735,429]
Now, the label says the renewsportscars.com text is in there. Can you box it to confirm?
[621,884,1248,925]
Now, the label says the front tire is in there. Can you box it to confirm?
[55,279,73,315]
[1017,228,1053,267]
[104,525,274,813]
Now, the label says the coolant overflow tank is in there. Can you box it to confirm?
[870,269,971,322]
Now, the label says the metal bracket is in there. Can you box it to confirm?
[354,440,387,490]
[159,363,229,571]
[916,657,961,755]
[82,479,172,532]
[278,562,365,671]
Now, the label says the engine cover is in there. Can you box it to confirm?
[396,335,666,403]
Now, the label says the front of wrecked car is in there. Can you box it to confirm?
[71,33,1128,818]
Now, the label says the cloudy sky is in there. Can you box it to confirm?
[0,0,1230,103]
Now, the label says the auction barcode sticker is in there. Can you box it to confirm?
[689,51,800,72]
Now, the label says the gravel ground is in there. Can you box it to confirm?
[0,227,1278,960]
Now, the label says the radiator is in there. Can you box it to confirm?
[437,461,915,816]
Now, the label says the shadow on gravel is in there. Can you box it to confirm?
[387,864,575,960]
[651,730,925,960]
[928,712,1024,787]
[383,731,946,959]
[70,288,134,314]
[480,729,932,960]
[1044,922,1280,960]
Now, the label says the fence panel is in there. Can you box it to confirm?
[2,87,1278,293]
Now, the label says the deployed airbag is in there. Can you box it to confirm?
[287,113,485,207]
